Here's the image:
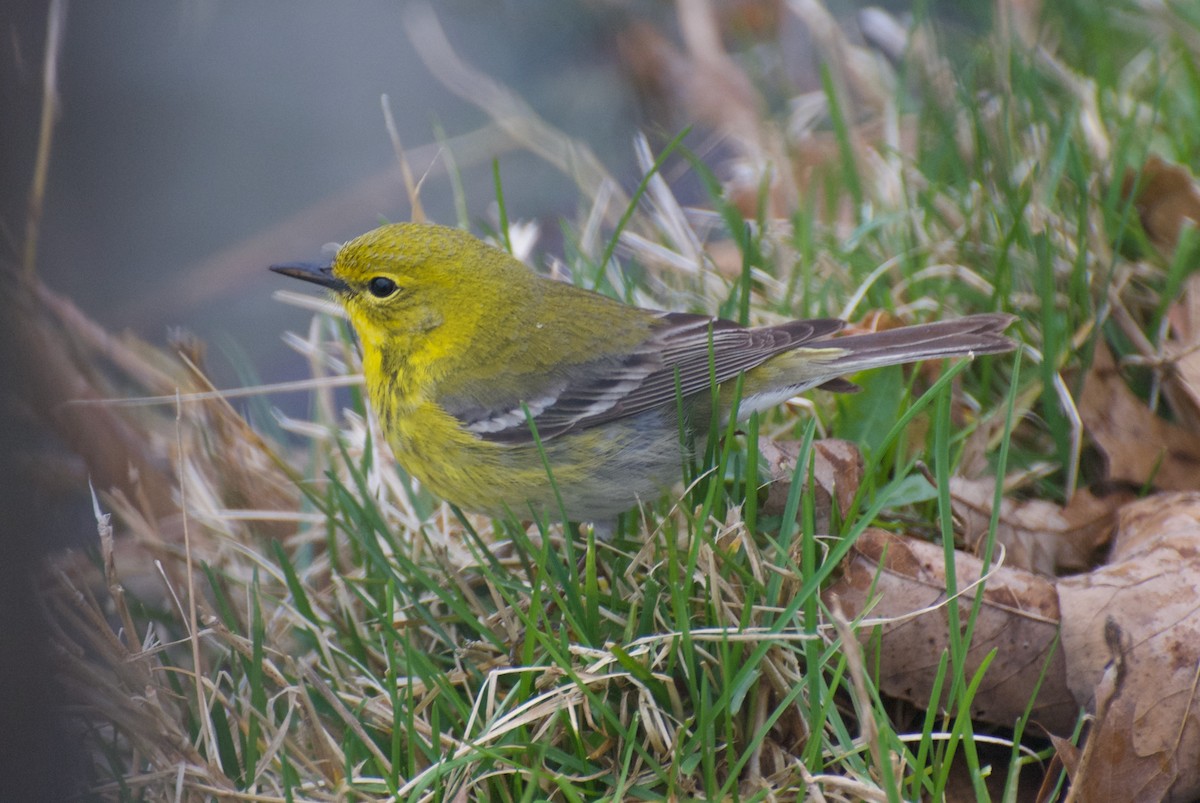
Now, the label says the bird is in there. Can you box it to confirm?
[272,222,1016,526]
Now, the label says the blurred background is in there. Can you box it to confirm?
[1,0,671,391]
[1,4,668,795]
[4,0,955,384]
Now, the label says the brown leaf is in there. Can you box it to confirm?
[1059,494,1200,802]
[1079,343,1200,491]
[1163,272,1200,433]
[824,528,1079,732]
[1035,735,1078,803]
[829,493,1200,799]
[1120,155,1200,256]
[758,438,863,532]
[950,478,1126,575]
[1050,732,1081,780]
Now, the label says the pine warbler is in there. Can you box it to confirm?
[272,223,1015,524]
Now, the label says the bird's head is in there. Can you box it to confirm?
[271,222,524,352]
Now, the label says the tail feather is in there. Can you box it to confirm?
[816,312,1017,377]
[733,313,1016,417]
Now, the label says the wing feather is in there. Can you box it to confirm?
[445,312,845,444]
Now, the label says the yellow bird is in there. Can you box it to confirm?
[272,223,1015,524]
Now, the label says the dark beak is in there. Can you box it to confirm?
[269,262,350,293]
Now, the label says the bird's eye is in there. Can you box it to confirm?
[367,277,398,298]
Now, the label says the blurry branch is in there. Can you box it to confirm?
[24,0,67,279]
[382,93,427,224]
[402,2,630,224]
[127,122,512,323]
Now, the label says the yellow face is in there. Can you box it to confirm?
[271,221,531,364]
[330,222,534,362]
[330,224,453,346]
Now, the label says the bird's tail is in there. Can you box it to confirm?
[820,312,1018,376]
[764,312,1017,397]
[732,313,1016,417]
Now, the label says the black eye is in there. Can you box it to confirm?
[367,277,397,298]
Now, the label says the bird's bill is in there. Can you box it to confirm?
[269,262,349,293]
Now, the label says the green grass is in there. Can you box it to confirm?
[48,1,1200,800]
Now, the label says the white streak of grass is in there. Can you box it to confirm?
[272,289,347,318]
[634,134,705,267]
[23,0,66,278]
[381,92,427,225]
[829,600,897,800]
[202,509,328,523]
[62,373,363,409]
[579,178,617,265]
[1020,339,1083,499]
[282,329,350,373]
[403,664,673,799]
[618,230,702,277]
[799,764,888,802]
[175,392,216,781]
[838,252,909,320]
[890,263,998,300]
[401,2,628,220]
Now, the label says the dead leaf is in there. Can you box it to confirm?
[1079,343,1200,491]
[824,528,1080,732]
[950,478,1126,575]
[1120,155,1200,256]
[829,491,1200,799]
[1163,272,1200,433]
[1035,733,1080,802]
[1058,494,1200,802]
[758,438,863,533]
[1049,732,1081,780]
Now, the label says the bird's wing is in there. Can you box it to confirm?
[440,312,845,444]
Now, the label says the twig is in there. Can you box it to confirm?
[24,0,67,279]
